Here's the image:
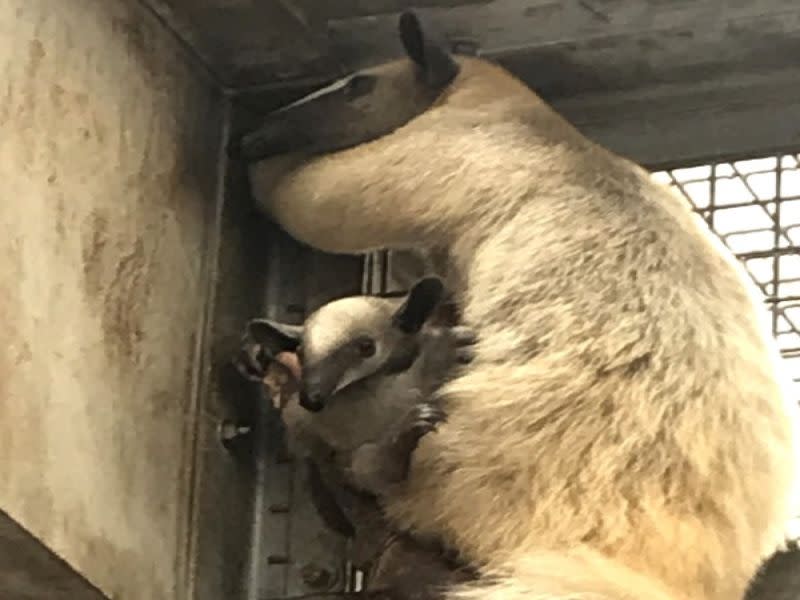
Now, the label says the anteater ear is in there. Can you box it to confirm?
[392,277,445,334]
[245,319,303,354]
[399,11,460,89]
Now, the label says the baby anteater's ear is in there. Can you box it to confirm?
[245,318,303,354]
[392,277,445,334]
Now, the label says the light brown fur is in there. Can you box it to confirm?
[249,56,800,600]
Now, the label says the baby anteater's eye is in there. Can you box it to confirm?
[357,338,377,358]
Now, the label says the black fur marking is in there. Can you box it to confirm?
[399,12,427,67]
[380,338,421,375]
[346,74,377,99]
[392,277,445,334]
[399,11,461,89]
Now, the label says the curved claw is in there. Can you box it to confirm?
[455,346,476,364]
[450,325,478,347]
[407,403,448,439]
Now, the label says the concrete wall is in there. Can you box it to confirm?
[0,1,225,598]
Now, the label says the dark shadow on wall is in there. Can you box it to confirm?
[0,509,108,600]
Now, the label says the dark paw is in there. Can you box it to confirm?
[380,403,447,485]
[233,339,271,382]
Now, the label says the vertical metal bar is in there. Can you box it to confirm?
[772,154,783,336]
[380,250,390,295]
[708,162,717,230]
[362,253,373,295]
[250,234,305,600]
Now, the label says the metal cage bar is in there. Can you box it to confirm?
[653,152,800,390]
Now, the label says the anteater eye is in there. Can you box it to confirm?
[346,74,376,98]
[357,338,376,358]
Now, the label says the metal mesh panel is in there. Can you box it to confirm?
[652,154,800,389]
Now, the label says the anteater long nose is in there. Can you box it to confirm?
[299,388,325,413]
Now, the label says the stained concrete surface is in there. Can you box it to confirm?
[0,1,224,598]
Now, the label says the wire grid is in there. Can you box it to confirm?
[652,153,800,391]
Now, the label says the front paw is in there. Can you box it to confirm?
[349,403,448,494]
[365,403,445,488]
[382,403,446,483]
[386,402,447,467]
[233,319,276,381]
[233,327,273,382]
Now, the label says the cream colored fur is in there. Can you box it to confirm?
[250,57,800,599]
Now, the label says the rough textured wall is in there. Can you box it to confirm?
[0,1,224,598]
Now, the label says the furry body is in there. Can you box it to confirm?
[245,15,800,600]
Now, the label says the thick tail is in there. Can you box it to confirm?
[449,550,678,600]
